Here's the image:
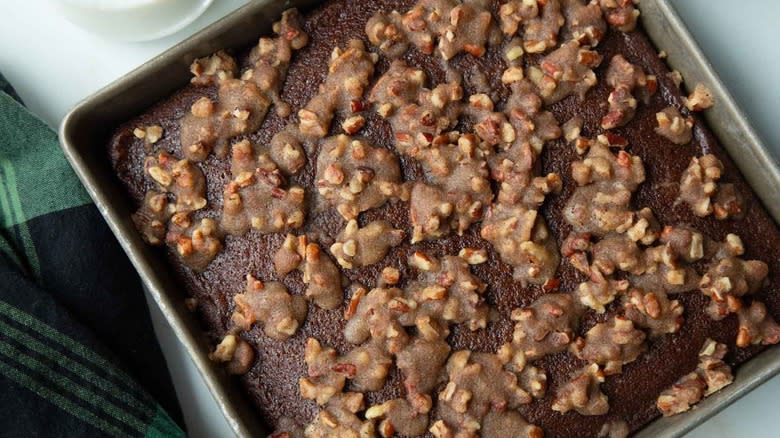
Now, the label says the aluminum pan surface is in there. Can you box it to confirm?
[59,1,780,436]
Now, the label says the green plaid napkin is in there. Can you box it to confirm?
[0,74,185,438]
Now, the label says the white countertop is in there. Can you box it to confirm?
[1,1,778,437]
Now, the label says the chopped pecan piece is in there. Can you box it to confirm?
[132,191,172,245]
[316,135,404,220]
[736,301,780,347]
[657,372,705,417]
[573,316,646,375]
[683,83,715,111]
[366,398,429,437]
[532,40,602,104]
[301,242,344,310]
[231,275,307,340]
[143,152,207,213]
[655,106,693,145]
[562,0,606,47]
[401,253,489,331]
[623,288,684,336]
[598,0,640,32]
[576,269,630,313]
[598,420,630,438]
[552,363,609,416]
[678,154,722,217]
[523,0,564,53]
[304,392,375,437]
[601,55,655,129]
[436,350,535,436]
[166,214,222,271]
[511,293,583,359]
[297,39,376,138]
[330,220,404,269]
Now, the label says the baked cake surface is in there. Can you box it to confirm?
[108,1,780,436]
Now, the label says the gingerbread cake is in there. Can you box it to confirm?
[108,1,780,436]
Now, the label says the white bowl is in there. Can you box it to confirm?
[52,0,215,42]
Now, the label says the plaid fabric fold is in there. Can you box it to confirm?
[0,74,184,438]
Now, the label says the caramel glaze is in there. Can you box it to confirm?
[108,0,780,436]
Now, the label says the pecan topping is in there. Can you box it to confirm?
[221,142,305,236]
[499,0,539,37]
[304,392,374,437]
[532,40,602,104]
[601,55,655,129]
[366,0,498,60]
[657,338,734,416]
[552,363,609,416]
[522,0,564,53]
[511,293,582,359]
[143,151,207,214]
[366,398,429,437]
[598,0,640,32]
[623,288,684,336]
[297,39,377,138]
[435,350,538,437]
[189,50,237,86]
[180,10,307,161]
[573,316,646,375]
[562,0,607,46]
[564,142,644,236]
[576,269,630,313]
[209,334,255,375]
[656,372,705,417]
[736,301,780,348]
[131,191,172,246]
[700,255,768,320]
[683,83,715,112]
[316,135,404,220]
[655,106,693,145]
[598,420,630,438]
[330,220,404,269]
[165,215,222,271]
[401,253,489,331]
[301,242,344,310]
[231,275,307,340]
[479,409,543,438]
[409,132,493,242]
[679,154,745,219]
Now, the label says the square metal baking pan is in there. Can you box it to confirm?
[59,1,780,437]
